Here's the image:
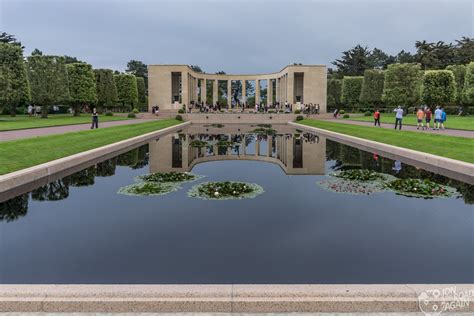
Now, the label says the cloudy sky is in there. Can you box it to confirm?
[1,0,472,74]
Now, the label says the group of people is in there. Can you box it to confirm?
[151,105,160,115]
[183,101,295,113]
[373,106,447,130]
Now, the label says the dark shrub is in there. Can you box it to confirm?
[175,115,183,121]
[294,109,301,114]
[364,111,372,116]
[343,114,350,118]
[296,115,304,121]
[178,109,185,114]
[127,113,136,118]
[105,111,113,116]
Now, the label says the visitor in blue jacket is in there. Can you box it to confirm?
[441,107,447,130]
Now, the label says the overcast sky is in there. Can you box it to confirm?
[1,0,472,74]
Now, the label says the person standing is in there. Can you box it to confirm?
[374,108,381,127]
[91,108,99,129]
[425,107,432,129]
[434,106,442,130]
[441,107,447,130]
[393,106,403,130]
[27,104,33,117]
[416,107,425,130]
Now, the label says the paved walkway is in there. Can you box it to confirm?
[326,118,474,138]
[0,118,158,141]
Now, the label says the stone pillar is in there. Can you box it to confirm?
[267,79,273,106]
[267,135,272,157]
[241,79,246,107]
[213,79,218,105]
[276,78,280,103]
[255,79,260,105]
[201,79,207,104]
[287,72,294,108]
[194,77,199,103]
[181,71,189,111]
[227,80,232,109]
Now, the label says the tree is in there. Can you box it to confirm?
[94,69,117,109]
[462,62,474,106]
[0,43,30,116]
[332,45,372,76]
[31,48,43,56]
[0,32,23,50]
[359,69,385,106]
[66,63,97,116]
[126,60,147,86]
[341,76,363,109]
[396,50,415,63]
[136,76,147,106]
[382,63,423,108]
[27,55,70,117]
[190,65,203,73]
[327,79,342,109]
[114,73,138,110]
[64,55,81,64]
[421,70,456,107]
[453,37,474,65]
[369,48,395,69]
[445,64,466,105]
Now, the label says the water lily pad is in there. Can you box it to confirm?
[385,178,459,198]
[118,182,179,196]
[136,171,203,184]
[318,178,386,196]
[188,181,264,200]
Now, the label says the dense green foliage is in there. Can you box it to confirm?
[385,178,455,197]
[298,119,474,163]
[118,182,178,196]
[341,76,363,108]
[327,79,342,108]
[462,62,474,105]
[188,181,264,200]
[126,60,148,87]
[0,119,180,175]
[359,69,384,105]
[136,76,147,106]
[94,69,117,108]
[26,55,70,117]
[137,172,199,183]
[421,70,456,107]
[66,63,97,115]
[445,64,466,105]
[0,43,30,115]
[114,73,138,110]
[382,63,423,108]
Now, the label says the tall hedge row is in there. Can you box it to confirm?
[359,69,384,105]
[114,73,138,109]
[341,76,363,108]
[382,63,423,108]
[421,70,456,107]
[136,76,147,106]
[445,64,466,104]
[94,68,117,108]
[327,79,342,108]
[67,63,97,116]
[462,62,474,105]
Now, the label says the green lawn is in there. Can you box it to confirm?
[297,119,474,163]
[0,119,180,175]
[0,114,131,131]
[344,113,474,131]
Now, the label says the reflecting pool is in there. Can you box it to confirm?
[0,124,473,284]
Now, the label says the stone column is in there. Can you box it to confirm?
[181,71,189,111]
[241,79,246,107]
[194,77,199,103]
[255,79,260,105]
[276,78,280,103]
[287,72,294,108]
[267,79,273,106]
[227,80,232,109]
[213,79,218,105]
[267,135,272,157]
[201,79,207,104]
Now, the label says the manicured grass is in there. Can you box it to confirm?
[344,113,474,131]
[0,114,131,131]
[0,119,180,175]
[297,119,474,163]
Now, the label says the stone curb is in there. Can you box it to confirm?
[0,284,473,313]
[0,122,190,195]
[290,121,474,185]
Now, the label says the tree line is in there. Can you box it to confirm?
[0,32,148,117]
[328,37,474,113]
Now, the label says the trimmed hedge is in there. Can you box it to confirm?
[341,76,363,108]
[382,63,423,107]
[421,70,456,107]
[462,62,474,105]
[360,69,384,105]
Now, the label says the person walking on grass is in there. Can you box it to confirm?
[434,106,442,130]
[441,107,447,130]
[416,107,425,130]
[425,107,432,129]
[91,108,99,129]
[393,106,403,130]
[374,108,381,127]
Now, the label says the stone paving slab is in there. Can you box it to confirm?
[0,119,159,142]
[327,119,474,138]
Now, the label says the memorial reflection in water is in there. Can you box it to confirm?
[149,124,326,175]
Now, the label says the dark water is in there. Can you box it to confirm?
[1,126,473,284]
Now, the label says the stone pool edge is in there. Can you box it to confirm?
[0,284,473,313]
[290,121,474,185]
[0,121,191,194]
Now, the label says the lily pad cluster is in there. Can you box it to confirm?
[188,181,264,200]
[319,169,458,199]
[385,178,458,198]
[118,171,203,197]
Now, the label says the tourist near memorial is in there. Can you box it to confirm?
[0,0,473,314]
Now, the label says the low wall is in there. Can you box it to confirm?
[0,122,190,201]
[0,284,472,313]
[290,121,474,185]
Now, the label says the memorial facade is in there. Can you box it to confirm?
[148,64,327,113]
